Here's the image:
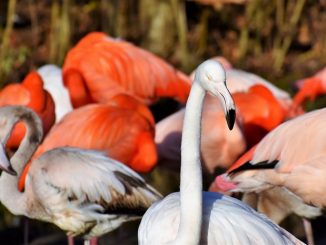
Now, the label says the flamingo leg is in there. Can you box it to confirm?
[84,238,96,245]
[303,218,315,245]
[83,237,98,245]
[67,235,75,245]
[90,238,98,245]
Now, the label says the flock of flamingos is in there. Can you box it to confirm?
[0,31,324,245]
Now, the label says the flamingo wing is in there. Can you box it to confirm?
[27,147,161,236]
[247,108,326,172]
[215,108,326,213]
[139,192,303,245]
[279,155,326,208]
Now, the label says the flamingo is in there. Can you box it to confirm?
[17,94,157,192]
[0,105,162,244]
[0,71,55,149]
[138,60,303,244]
[37,64,73,122]
[214,108,326,244]
[62,32,191,108]
[156,83,286,173]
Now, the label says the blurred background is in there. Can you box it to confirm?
[2,0,326,88]
[0,0,326,244]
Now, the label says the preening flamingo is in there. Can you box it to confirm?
[37,64,73,122]
[156,84,286,173]
[214,109,326,244]
[138,60,303,244]
[0,71,55,149]
[62,32,191,108]
[0,106,161,244]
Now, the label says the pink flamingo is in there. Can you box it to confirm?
[214,108,326,244]
[62,32,191,108]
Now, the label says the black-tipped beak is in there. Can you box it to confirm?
[226,109,236,130]
[0,163,17,176]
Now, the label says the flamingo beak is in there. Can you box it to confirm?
[226,108,236,130]
[212,82,236,130]
[215,173,237,192]
[0,143,16,176]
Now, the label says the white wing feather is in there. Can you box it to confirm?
[27,147,161,236]
[139,192,304,245]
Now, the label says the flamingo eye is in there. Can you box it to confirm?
[206,74,212,81]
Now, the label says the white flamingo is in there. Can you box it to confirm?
[138,60,304,245]
[0,105,161,244]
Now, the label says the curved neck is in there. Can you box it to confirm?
[0,107,42,215]
[175,82,205,244]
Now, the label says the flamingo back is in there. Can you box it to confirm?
[62,32,191,107]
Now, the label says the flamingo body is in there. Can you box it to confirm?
[62,32,191,107]
[33,97,157,173]
[18,95,157,192]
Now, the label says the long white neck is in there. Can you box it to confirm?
[0,108,42,215]
[174,82,205,244]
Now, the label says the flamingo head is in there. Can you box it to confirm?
[194,60,236,130]
[211,145,274,193]
[213,172,270,193]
